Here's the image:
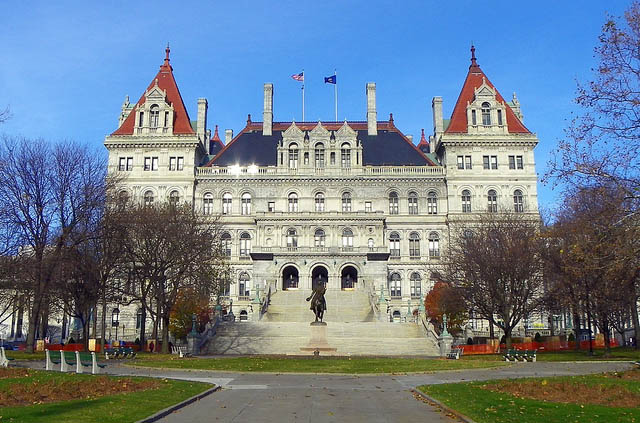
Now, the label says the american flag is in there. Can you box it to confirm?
[291,72,304,82]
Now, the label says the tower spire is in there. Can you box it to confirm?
[164,43,170,65]
[469,44,479,70]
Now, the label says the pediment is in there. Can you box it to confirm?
[309,122,330,141]
[336,121,357,138]
[473,80,496,102]
[282,122,304,139]
[145,80,167,102]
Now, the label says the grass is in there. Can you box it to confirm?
[129,355,508,373]
[0,368,211,423]
[4,351,46,361]
[419,370,640,423]
[460,347,640,362]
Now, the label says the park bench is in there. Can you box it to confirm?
[171,345,191,358]
[0,347,15,367]
[503,349,517,361]
[446,347,462,360]
[523,349,537,362]
[104,347,137,360]
[45,349,106,374]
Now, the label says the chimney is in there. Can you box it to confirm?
[197,98,208,151]
[225,129,233,144]
[366,83,377,136]
[263,83,273,136]
[432,97,443,136]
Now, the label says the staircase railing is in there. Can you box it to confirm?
[197,316,221,352]
[259,280,277,319]
[363,279,381,319]
[419,313,439,341]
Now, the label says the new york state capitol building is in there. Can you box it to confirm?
[104,46,539,351]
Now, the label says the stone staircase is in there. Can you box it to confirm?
[203,289,439,356]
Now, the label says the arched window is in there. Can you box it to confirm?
[408,192,418,215]
[117,190,129,207]
[514,189,524,212]
[487,189,497,213]
[481,102,491,126]
[221,232,232,257]
[288,143,298,168]
[389,232,400,257]
[368,238,374,249]
[241,193,252,215]
[314,228,325,247]
[203,193,213,215]
[286,228,298,248]
[315,143,325,168]
[239,272,250,297]
[222,193,232,215]
[427,191,438,215]
[143,190,154,206]
[428,232,440,258]
[169,190,180,206]
[239,232,251,257]
[389,273,401,298]
[410,273,422,299]
[150,104,160,128]
[342,192,351,212]
[461,189,471,213]
[389,191,399,214]
[341,142,351,168]
[315,192,325,212]
[342,228,353,248]
[288,193,298,212]
[409,232,420,259]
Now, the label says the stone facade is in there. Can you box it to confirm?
[101,46,540,340]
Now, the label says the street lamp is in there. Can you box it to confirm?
[112,308,120,341]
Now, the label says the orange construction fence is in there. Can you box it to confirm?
[455,338,619,355]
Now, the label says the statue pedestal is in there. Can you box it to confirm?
[300,322,337,355]
[438,333,453,357]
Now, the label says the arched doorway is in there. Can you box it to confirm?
[282,266,299,290]
[341,266,358,290]
[312,266,328,290]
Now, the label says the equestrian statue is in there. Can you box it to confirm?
[306,281,327,323]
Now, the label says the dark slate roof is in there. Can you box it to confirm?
[207,121,436,167]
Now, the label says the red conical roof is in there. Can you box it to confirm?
[417,128,429,147]
[111,45,195,136]
[445,46,529,134]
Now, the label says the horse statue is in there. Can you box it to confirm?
[306,282,327,323]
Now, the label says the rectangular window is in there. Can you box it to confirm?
[268,202,275,212]
[118,158,126,171]
[497,109,503,126]
[490,155,498,170]
[516,155,523,169]
[365,201,372,212]
[144,157,151,171]
[471,110,477,125]
[341,149,351,168]
[330,152,336,165]
[409,240,420,259]
[465,155,472,169]
[457,156,464,169]
[164,111,170,127]
[169,157,176,171]
[304,152,309,165]
[483,156,489,170]
[126,157,133,171]
[139,112,144,127]
[152,157,159,171]
[509,155,516,169]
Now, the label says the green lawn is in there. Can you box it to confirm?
[129,355,508,373]
[419,371,640,423]
[0,368,211,423]
[4,350,46,361]
[461,347,640,362]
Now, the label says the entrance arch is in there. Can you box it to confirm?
[311,265,328,290]
[282,265,299,290]
[341,265,358,290]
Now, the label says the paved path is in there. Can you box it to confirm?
[18,360,634,423]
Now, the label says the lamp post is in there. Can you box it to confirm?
[112,308,120,341]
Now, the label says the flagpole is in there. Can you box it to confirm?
[334,69,338,121]
[302,70,305,121]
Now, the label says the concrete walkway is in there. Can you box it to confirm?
[18,360,635,423]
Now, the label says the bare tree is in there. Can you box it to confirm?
[0,106,10,124]
[118,202,229,353]
[0,136,108,352]
[442,212,546,348]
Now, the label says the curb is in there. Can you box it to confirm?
[411,388,477,423]
[135,385,220,423]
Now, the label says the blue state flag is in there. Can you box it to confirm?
[324,75,336,84]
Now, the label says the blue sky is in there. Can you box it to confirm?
[0,1,629,209]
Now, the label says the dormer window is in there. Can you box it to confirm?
[471,110,477,126]
[150,105,160,128]
[138,112,144,128]
[497,109,503,126]
[288,143,298,168]
[481,102,491,126]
